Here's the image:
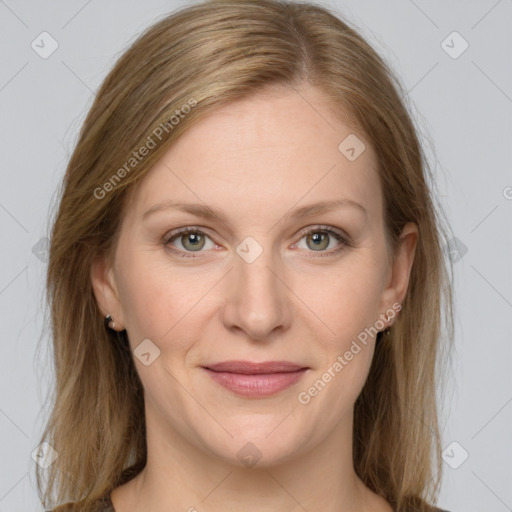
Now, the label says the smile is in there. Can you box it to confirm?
[201,361,309,398]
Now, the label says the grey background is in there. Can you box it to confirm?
[1,0,511,510]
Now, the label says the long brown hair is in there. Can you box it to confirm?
[37,1,454,510]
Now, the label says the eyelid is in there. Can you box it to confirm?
[294,224,349,242]
[163,225,216,244]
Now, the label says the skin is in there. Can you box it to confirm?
[91,84,417,512]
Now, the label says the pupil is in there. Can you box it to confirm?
[308,231,329,251]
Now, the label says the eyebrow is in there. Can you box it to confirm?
[142,198,368,223]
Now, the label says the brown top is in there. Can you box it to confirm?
[48,493,451,512]
[47,493,115,512]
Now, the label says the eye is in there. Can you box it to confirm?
[164,227,216,256]
[293,225,350,256]
[163,225,351,259]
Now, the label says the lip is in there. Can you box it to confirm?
[202,360,308,397]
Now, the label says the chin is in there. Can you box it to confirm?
[195,414,315,469]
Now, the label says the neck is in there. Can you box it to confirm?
[111,403,389,512]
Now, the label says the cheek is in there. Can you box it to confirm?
[299,259,386,350]
[297,274,380,420]
[316,258,387,407]
[116,250,216,346]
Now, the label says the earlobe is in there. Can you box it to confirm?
[90,255,125,330]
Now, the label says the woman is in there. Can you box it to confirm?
[38,0,454,510]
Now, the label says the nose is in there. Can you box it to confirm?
[221,242,292,342]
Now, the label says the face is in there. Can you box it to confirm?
[92,85,416,468]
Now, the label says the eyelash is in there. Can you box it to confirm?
[162,225,352,259]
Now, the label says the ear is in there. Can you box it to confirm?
[90,254,125,330]
[378,222,418,325]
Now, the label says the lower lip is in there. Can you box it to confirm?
[202,368,307,397]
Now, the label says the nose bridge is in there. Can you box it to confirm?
[223,235,290,339]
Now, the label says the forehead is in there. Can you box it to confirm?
[124,86,382,226]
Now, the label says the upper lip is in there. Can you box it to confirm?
[203,361,307,374]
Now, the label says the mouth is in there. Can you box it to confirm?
[201,360,309,398]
